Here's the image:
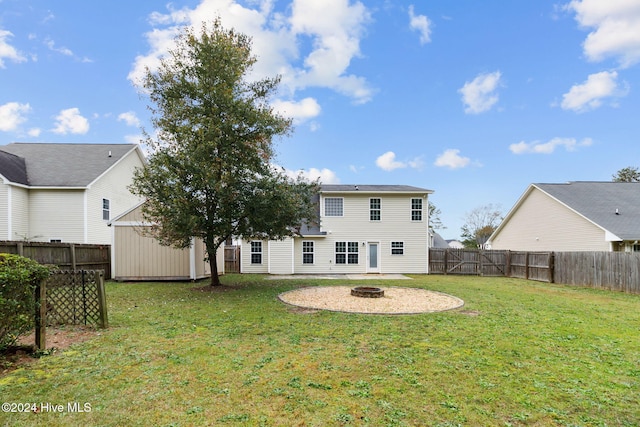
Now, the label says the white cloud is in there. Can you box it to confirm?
[560,70,627,112]
[45,38,73,56]
[376,151,406,171]
[509,137,593,154]
[118,111,141,127]
[27,128,41,137]
[280,166,340,184]
[52,108,90,135]
[458,71,502,114]
[434,149,470,169]
[0,102,31,132]
[567,0,640,67]
[271,97,321,124]
[129,0,374,105]
[375,151,424,172]
[0,29,27,68]
[408,5,432,45]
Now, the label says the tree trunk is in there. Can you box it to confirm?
[208,247,222,286]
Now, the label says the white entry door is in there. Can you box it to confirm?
[367,242,380,273]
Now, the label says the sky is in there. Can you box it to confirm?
[2,0,640,240]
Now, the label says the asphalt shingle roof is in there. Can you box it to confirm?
[536,181,640,240]
[0,150,28,185]
[0,143,139,187]
[321,184,432,193]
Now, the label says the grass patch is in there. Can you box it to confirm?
[1,274,639,426]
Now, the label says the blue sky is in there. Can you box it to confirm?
[2,0,640,239]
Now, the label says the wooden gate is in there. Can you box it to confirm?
[429,248,507,276]
[224,245,241,273]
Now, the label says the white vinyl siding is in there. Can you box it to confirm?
[86,149,145,244]
[29,190,85,243]
[491,187,610,251]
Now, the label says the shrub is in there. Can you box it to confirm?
[0,253,51,350]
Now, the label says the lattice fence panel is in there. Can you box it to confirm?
[44,270,107,327]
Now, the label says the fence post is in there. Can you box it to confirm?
[34,279,47,350]
[96,270,109,328]
[70,243,77,271]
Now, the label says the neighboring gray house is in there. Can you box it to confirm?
[0,143,145,244]
[241,184,434,274]
[489,181,640,252]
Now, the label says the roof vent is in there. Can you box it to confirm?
[355,185,359,190]
[108,150,112,157]
[615,208,620,215]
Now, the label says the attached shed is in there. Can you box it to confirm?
[109,202,222,281]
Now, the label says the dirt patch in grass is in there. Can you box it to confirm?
[1,326,100,376]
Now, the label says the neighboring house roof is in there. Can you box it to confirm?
[431,232,449,248]
[321,184,433,193]
[0,143,142,187]
[0,150,29,185]
[494,181,640,242]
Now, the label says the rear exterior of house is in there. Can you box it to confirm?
[241,185,433,274]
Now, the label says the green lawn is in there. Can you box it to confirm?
[1,274,639,426]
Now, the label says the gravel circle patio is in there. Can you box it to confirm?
[278,286,464,314]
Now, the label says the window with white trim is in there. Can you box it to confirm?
[102,198,110,221]
[325,197,343,216]
[336,241,359,264]
[251,241,262,264]
[391,241,404,255]
[302,241,314,264]
[411,198,423,221]
[370,198,381,221]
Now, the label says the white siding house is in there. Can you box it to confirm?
[0,143,145,244]
[241,185,433,274]
[490,182,640,252]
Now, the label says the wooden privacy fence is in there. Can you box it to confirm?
[429,249,640,294]
[553,251,640,294]
[35,270,108,349]
[0,240,111,279]
[429,248,553,281]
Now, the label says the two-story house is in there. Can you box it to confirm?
[0,143,145,244]
[240,185,433,275]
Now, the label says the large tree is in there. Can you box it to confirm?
[612,166,640,182]
[131,21,319,286]
[460,204,502,249]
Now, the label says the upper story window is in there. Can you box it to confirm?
[102,198,110,221]
[370,198,381,221]
[325,197,344,216]
[411,198,423,221]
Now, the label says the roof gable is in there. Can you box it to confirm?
[0,143,142,187]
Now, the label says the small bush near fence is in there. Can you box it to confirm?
[0,253,51,350]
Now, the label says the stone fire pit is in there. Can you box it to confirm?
[351,286,384,298]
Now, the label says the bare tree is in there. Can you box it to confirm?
[460,204,503,248]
